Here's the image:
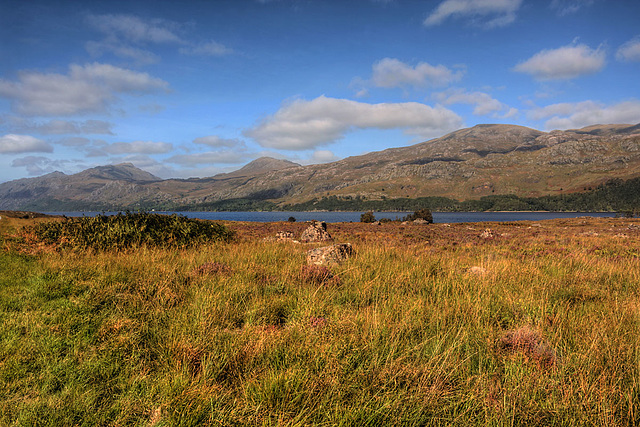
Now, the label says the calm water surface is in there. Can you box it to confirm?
[43,211,617,223]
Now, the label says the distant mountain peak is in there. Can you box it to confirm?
[75,163,161,182]
[234,157,300,175]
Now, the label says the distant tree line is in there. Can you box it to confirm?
[279,177,640,213]
[39,176,637,213]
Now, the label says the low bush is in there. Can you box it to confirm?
[360,211,376,223]
[26,212,234,250]
[402,208,433,223]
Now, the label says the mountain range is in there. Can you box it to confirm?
[1,123,639,211]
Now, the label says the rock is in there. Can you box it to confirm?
[413,218,429,224]
[264,231,300,243]
[300,220,332,242]
[276,231,295,240]
[306,243,354,266]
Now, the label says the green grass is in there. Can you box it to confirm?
[0,218,638,425]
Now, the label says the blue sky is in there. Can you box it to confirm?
[1,0,639,182]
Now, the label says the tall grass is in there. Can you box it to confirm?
[0,218,638,425]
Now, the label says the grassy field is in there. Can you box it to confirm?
[0,212,638,426]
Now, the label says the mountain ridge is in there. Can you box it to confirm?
[1,123,639,211]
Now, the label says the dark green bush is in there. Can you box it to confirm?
[28,212,234,250]
[360,211,376,223]
[403,209,433,223]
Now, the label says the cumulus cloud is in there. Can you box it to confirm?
[9,119,114,135]
[193,135,246,149]
[245,95,463,150]
[424,0,522,28]
[616,37,640,62]
[514,43,606,80]
[529,100,640,130]
[0,134,53,154]
[371,58,464,89]
[0,63,169,116]
[435,88,517,117]
[103,141,173,155]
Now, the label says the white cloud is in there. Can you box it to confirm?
[193,135,245,148]
[103,141,173,155]
[616,37,640,62]
[86,14,183,44]
[424,0,522,28]
[245,95,463,150]
[435,88,516,117]
[0,63,169,116]
[11,156,72,176]
[85,14,233,62]
[529,100,640,130]
[514,43,606,80]
[9,119,114,135]
[371,58,464,89]
[309,150,340,164]
[86,40,160,66]
[0,134,53,154]
[550,0,595,16]
[180,41,233,56]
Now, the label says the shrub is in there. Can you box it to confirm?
[27,212,234,251]
[360,211,376,223]
[287,216,297,222]
[402,208,433,223]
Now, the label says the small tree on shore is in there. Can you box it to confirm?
[360,211,376,223]
[403,208,433,223]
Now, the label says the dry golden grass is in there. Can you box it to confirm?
[0,215,638,425]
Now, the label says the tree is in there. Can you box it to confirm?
[360,211,376,223]
[403,208,433,223]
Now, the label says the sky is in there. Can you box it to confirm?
[1,0,640,183]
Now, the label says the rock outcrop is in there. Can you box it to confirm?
[300,221,332,242]
[306,243,354,266]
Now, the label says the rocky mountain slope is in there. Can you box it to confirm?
[1,124,639,211]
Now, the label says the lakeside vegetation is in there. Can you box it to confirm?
[175,176,640,213]
[0,213,638,425]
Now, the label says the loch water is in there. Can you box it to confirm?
[43,211,617,223]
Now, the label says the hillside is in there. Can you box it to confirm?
[1,124,639,211]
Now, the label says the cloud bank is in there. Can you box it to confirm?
[0,134,53,154]
[245,96,463,150]
[0,63,169,116]
[530,100,640,130]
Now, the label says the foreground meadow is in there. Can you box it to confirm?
[0,213,638,426]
